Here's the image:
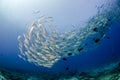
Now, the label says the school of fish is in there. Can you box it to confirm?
[18,0,120,68]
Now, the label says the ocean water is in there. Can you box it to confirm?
[0,0,120,80]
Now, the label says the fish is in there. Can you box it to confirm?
[33,10,40,14]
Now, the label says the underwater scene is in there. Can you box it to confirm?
[0,0,120,80]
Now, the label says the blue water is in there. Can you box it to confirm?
[0,0,120,75]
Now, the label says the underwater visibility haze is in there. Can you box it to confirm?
[0,0,120,80]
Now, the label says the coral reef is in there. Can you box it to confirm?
[0,62,120,80]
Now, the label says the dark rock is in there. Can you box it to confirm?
[118,62,120,67]
[79,72,87,76]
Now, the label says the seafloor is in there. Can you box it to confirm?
[0,61,120,80]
